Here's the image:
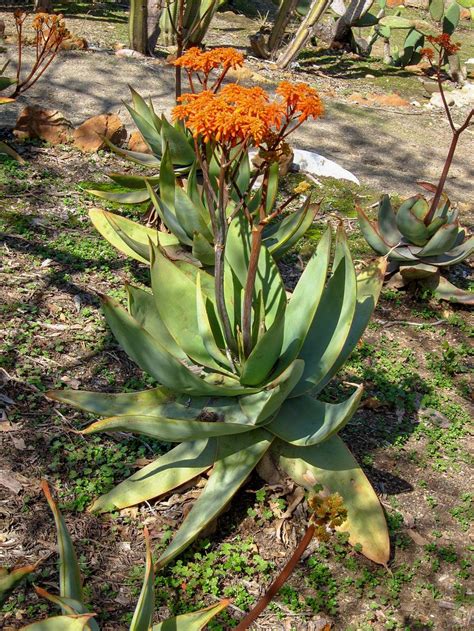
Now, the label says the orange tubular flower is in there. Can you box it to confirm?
[426,34,461,56]
[172,47,244,75]
[420,48,435,61]
[276,81,324,122]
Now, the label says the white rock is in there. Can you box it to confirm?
[292,149,360,185]
[429,92,454,108]
[248,149,360,186]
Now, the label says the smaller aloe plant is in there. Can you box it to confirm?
[358,33,473,304]
[19,481,229,631]
[358,193,473,303]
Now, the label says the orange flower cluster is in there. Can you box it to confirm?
[174,84,283,146]
[426,33,461,56]
[172,47,244,75]
[174,80,323,147]
[277,81,324,122]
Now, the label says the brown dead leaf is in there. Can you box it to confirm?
[0,470,23,494]
[12,437,26,450]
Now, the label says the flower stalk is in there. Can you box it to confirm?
[171,48,324,362]
[235,491,347,630]
[421,36,474,223]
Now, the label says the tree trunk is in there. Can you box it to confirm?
[129,0,162,55]
[147,0,162,54]
[34,0,53,12]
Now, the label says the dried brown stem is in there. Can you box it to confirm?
[235,523,316,631]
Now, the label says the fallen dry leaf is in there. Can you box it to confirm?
[0,470,23,495]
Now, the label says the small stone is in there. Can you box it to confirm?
[14,106,73,145]
[128,130,150,154]
[365,73,375,78]
[73,113,126,152]
[430,92,454,108]
[115,47,146,58]
[411,100,421,107]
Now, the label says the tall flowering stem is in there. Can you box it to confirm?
[420,37,473,223]
[11,11,69,98]
[235,492,347,630]
[172,49,323,362]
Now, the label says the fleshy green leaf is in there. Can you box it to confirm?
[130,530,154,631]
[90,439,217,512]
[357,205,391,255]
[430,0,444,21]
[420,236,473,266]
[107,173,160,190]
[420,274,474,305]
[396,197,430,246]
[377,195,402,246]
[125,102,163,156]
[147,179,193,246]
[152,600,230,631]
[417,222,460,257]
[83,415,254,441]
[273,436,390,565]
[20,615,95,630]
[196,273,233,371]
[443,1,460,34]
[157,430,273,568]
[160,116,195,166]
[225,216,286,329]
[316,258,387,392]
[192,232,215,266]
[101,136,162,167]
[264,197,317,260]
[33,589,99,631]
[240,311,285,386]
[41,482,83,608]
[89,208,177,264]
[292,227,357,396]
[276,227,331,373]
[46,386,207,419]
[239,359,305,425]
[0,563,39,604]
[127,284,187,360]
[101,294,224,395]
[268,386,363,446]
[150,243,227,373]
